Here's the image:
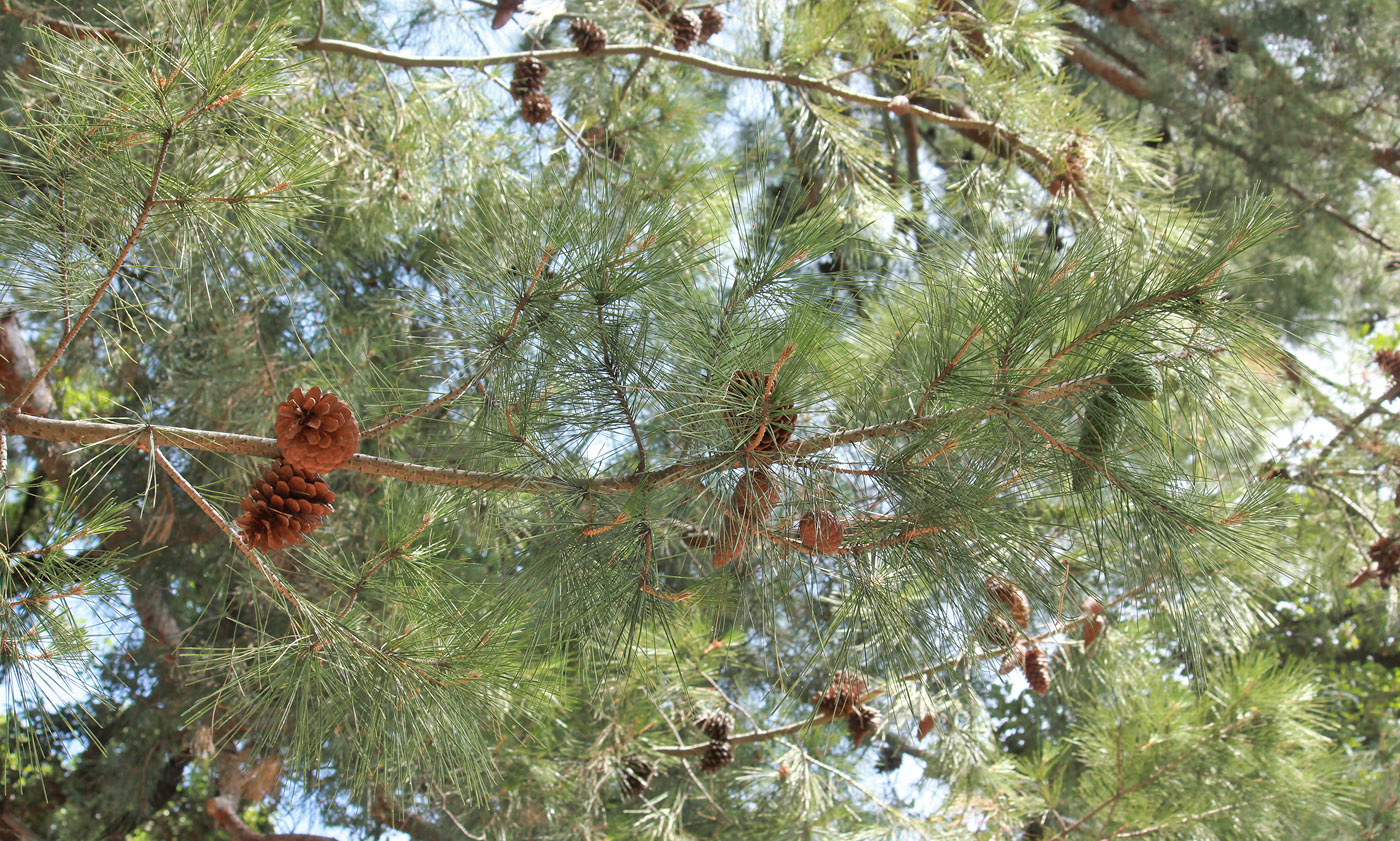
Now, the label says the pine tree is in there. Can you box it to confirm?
[0,1,1388,839]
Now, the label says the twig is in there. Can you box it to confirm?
[1311,381,1400,466]
[148,442,309,615]
[915,326,982,416]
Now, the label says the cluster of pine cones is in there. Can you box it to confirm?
[694,710,735,772]
[814,671,882,746]
[234,387,358,552]
[508,7,723,126]
[982,577,1052,695]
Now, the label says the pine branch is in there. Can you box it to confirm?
[0,0,129,45]
[1310,381,1400,466]
[5,130,174,415]
[293,40,1057,167]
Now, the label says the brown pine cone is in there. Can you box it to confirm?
[1353,535,1400,589]
[799,510,844,553]
[1082,614,1106,655]
[583,124,626,162]
[620,756,655,797]
[636,0,671,15]
[698,739,733,772]
[986,576,1031,628]
[1023,647,1051,695]
[519,91,553,125]
[693,710,734,741]
[727,370,797,452]
[980,615,1017,649]
[510,56,548,100]
[731,470,779,523]
[1376,349,1400,388]
[815,670,866,718]
[710,515,749,569]
[668,11,701,51]
[917,712,936,740]
[999,643,1027,675]
[847,705,881,747]
[275,387,359,474]
[568,18,608,56]
[697,6,723,43]
[235,460,336,552]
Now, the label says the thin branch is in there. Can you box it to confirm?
[296,40,1033,140]
[6,130,174,415]
[1305,480,1382,537]
[1311,381,1400,466]
[0,0,130,45]
[205,795,338,841]
[148,443,310,615]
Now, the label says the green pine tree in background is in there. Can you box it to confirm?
[0,1,1394,839]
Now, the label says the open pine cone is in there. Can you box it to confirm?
[275,387,359,474]
[815,670,866,717]
[235,460,336,552]
[694,710,735,741]
[727,370,797,452]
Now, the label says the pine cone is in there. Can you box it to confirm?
[568,18,608,56]
[986,576,1031,628]
[916,712,936,741]
[815,670,866,717]
[235,460,336,552]
[697,6,723,43]
[620,756,655,797]
[1353,535,1400,589]
[710,514,749,569]
[668,11,701,51]
[980,615,1017,649]
[636,0,671,15]
[698,739,733,772]
[492,0,523,29]
[999,643,1026,675]
[1023,647,1051,695]
[519,91,553,125]
[1082,614,1106,655]
[731,470,778,523]
[847,705,880,747]
[275,387,359,474]
[875,742,902,773]
[583,124,626,162]
[1376,350,1400,389]
[799,510,844,553]
[727,370,797,452]
[510,57,548,100]
[693,710,734,741]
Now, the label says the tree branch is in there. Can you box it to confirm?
[205,796,337,841]
[6,130,173,415]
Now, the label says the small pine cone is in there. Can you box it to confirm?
[693,710,734,741]
[235,460,336,552]
[583,124,626,162]
[568,18,608,56]
[510,56,548,100]
[727,370,797,452]
[697,6,723,43]
[1358,535,1400,589]
[668,11,701,51]
[874,742,902,773]
[275,387,359,474]
[986,576,1031,628]
[1376,349,1400,389]
[710,515,750,569]
[1082,614,1106,656]
[698,739,733,772]
[636,0,671,15]
[815,670,866,717]
[1023,648,1051,695]
[519,91,553,125]
[916,712,936,741]
[847,705,880,748]
[620,756,655,797]
[980,615,1017,649]
[999,643,1026,675]
[799,510,844,553]
[731,470,779,523]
